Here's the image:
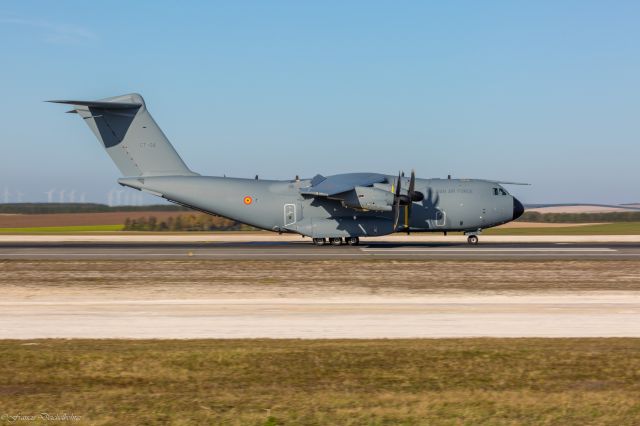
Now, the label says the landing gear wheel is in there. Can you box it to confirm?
[467,235,479,245]
[346,237,360,246]
[313,238,326,246]
[330,237,343,246]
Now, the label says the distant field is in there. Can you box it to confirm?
[0,211,181,228]
[1,339,639,425]
[0,225,124,233]
[485,222,640,235]
[519,211,640,223]
[0,211,249,232]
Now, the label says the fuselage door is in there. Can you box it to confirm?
[284,203,296,226]
[435,209,446,227]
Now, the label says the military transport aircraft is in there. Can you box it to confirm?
[50,93,526,246]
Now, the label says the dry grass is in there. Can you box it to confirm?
[0,339,639,425]
[2,260,640,299]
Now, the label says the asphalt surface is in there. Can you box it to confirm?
[1,241,640,259]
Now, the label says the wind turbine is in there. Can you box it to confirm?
[115,190,124,206]
[68,190,76,203]
[2,187,10,203]
[58,189,66,203]
[107,189,116,207]
[45,189,56,203]
[16,191,24,203]
[80,193,86,203]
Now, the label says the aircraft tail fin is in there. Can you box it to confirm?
[49,93,197,177]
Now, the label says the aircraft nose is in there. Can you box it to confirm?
[513,197,524,220]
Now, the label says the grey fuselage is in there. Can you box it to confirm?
[119,174,523,238]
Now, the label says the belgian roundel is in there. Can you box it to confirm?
[243,196,253,205]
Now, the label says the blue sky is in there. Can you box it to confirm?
[1,1,639,204]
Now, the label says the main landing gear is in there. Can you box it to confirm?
[312,238,327,246]
[345,237,360,246]
[312,237,360,246]
[330,237,343,246]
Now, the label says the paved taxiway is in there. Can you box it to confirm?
[0,241,639,259]
[0,294,640,339]
[2,294,640,339]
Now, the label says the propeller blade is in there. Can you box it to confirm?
[401,170,416,232]
[408,169,424,202]
[403,169,423,233]
[393,198,400,230]
[392,171,402,230]
[408,169,415,195]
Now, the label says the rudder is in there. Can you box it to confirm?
[49,93,197,177]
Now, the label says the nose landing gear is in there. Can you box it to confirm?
[465,229,481,245]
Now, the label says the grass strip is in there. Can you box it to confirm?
[1,339,639,425]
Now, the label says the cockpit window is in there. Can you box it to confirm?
[493,188,508,196]
[499,188,507,195]
[493,188,499,196]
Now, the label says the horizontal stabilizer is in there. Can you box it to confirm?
[47,100,142,109]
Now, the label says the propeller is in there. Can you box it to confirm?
[405,169,425,233]
[392,169,425,232]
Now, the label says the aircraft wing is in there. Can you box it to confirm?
[475,179,530,185]
[300,173,388,197]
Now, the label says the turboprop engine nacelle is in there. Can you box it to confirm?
[341,186,394,211]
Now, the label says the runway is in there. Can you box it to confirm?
[1,241,640,259]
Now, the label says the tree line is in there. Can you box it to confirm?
[123,214,255,231]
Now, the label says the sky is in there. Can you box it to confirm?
[1,1,639,205]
